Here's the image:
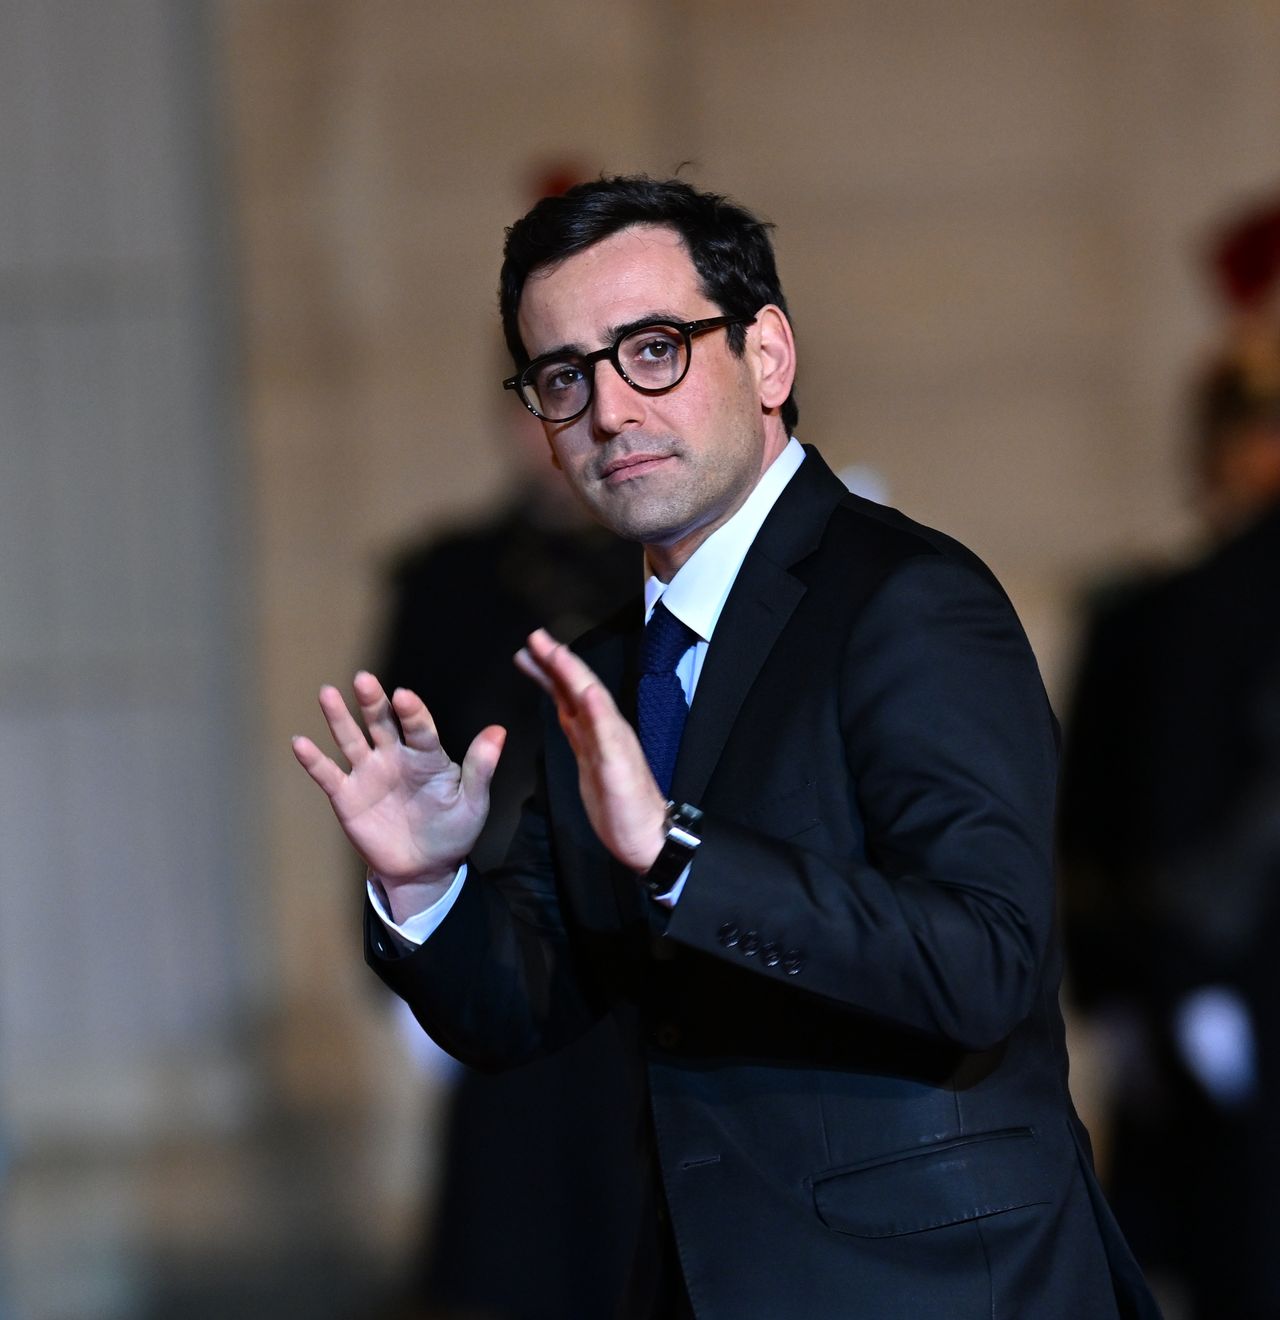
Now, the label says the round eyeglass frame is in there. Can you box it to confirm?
[502,314,757,423]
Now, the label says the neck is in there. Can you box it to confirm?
[644,426,792,580]
[644,527,713,583]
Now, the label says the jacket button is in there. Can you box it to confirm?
[761,943,781,968]
[740,931,760,956]
[782,949,804,975]
[717,922,741,948]
[655,1022,682,1050]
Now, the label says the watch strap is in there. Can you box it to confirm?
[643,800,703,896]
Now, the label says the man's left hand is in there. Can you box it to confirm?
[515,629,668,873]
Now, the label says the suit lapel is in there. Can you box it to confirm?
[670,447,847,805]
[671,560,804,804]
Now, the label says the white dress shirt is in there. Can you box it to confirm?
[370,438,806,944]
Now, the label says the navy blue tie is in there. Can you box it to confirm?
[637,601,698,797]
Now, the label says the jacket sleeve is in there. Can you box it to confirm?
[364,754,604,1071]
[663,552,1061,1053]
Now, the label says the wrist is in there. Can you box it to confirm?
[379,867,460,925]
[621,793,674,872]
[636,822,667,873]
[640,801,703,895]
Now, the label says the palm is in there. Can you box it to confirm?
[293,673,505,889]
[515,630,669,872]
[328,740,474,880]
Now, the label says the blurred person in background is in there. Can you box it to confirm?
[375,350,642,1319]
[1058,196,1280,1320]
[297,175,1159,1320]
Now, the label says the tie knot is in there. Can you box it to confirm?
[641,600,698,675]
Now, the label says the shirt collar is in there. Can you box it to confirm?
[644,437,806,640]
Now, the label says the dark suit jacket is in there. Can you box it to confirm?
[369,448,1160,1320]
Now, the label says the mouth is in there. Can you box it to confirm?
[599,451,675,484]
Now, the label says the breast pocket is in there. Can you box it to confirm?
[811,1127,1050,1238]
[738,778,825,841]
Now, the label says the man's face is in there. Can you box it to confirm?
[515,224,786,575]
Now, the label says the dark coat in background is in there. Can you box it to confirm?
[1060,501,1280,1320]
[378,499,643,1320]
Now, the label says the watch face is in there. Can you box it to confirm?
[667,803,702,848]
[668,821,700,849]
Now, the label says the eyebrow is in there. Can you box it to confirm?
[530,310,691,362]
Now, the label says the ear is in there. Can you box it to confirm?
[751,304,796,419]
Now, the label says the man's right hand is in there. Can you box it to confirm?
[292,671,506,923]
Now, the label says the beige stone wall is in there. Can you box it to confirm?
[219,0,1280,1104]
[0,0,261,1146]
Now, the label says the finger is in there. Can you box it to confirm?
[353,670,400,748]
[523,631,632,763]
[526,629,613,711]
[390,686,447,755]
[459,724,507,806]
[515,648,590,762]
[514,646,556,698]
[572,677,648,776]
[317,684,371,766]
[516,644,590,759]
[525,644,630,772]
[578,681,637,750]
[291,734,347,798]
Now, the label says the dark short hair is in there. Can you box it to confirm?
[500,175,799,434]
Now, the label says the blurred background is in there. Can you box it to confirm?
[3,2,1280,1317]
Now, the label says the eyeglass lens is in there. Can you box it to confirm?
[522,324,690,421]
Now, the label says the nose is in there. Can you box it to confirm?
[589,359,645,436]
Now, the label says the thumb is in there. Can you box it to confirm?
[459,724,507,807]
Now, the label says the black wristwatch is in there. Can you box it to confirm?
[642,800,703,896]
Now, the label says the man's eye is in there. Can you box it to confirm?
[539,363,583,393]
[633,335,678,361]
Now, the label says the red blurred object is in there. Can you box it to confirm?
[1210,194,1280,310]
[527,162,588,202]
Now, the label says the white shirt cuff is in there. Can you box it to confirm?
[651,861,691,908]
[367,864,468,946]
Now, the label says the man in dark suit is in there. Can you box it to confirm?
[294,177,1159,1319]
